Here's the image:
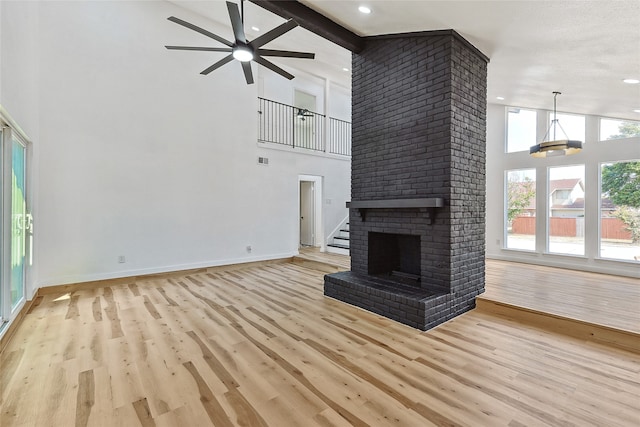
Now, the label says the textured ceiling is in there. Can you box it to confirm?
[171,0,640,121]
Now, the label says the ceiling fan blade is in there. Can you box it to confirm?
[257,49,315,59]
[226,1,247,44]
[254,56,294,80]
[167,16,234,47]
[165,46,232,52]
[201,54,234,75]
[249,19,297,49]
[242,61,254,85]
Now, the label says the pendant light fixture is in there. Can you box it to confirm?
[529,92,582,157]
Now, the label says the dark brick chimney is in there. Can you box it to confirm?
[324,30,488,330]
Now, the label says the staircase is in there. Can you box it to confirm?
[327,221,350,255]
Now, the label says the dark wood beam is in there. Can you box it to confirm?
[249,0,365,53]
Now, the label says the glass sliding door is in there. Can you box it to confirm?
[0,110,31,329]
[11,137,26,310]
[0,127,3,324]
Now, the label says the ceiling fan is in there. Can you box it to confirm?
[165,0,315,84]
[296,108,314,121]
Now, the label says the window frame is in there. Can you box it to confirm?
[506,107,538,153]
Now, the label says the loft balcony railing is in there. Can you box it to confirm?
[329,117,352,156]
[258,97,351,156]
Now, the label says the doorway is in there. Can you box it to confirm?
[298,175,323,250]
[0,111,31,329]
[294,89,317,149]
[300,181,315,246]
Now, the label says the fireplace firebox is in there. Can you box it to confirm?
[369,232,421,285]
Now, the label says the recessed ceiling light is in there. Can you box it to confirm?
[623,78,640,84]
[251,26,260,32]
[496,96,505,101]
[634,109,640,113]
[358,6,371,14]
[343,67,350,72]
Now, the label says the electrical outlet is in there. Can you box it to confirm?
[496,239,500,246]
[246,245,252,253]
[118,255,126,263]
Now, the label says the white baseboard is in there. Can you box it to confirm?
[37,252,298,288]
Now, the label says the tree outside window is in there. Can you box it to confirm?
[506,169,536,251]
[601,160,640,260]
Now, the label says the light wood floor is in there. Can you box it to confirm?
[296,248,351,271]
[298,249,640,335]
[483,259,640,334]
[2,260,639,426]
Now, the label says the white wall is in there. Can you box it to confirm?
[486,103,640,277]
[0,0,3,103]
[1,0,41,300]
[0,0,39,139]
[2,0,350,288]
[328,82,351,122]
[259,62,351,120]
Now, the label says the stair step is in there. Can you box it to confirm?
[334,236,349,242]
[328,243,350,250]
[340,229,350,233]
[326,245,350,255]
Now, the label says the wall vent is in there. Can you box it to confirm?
[258,157,269,165]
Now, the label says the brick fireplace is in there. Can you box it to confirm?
[324,30,488,330]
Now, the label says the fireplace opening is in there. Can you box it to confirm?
[368,232,421,286]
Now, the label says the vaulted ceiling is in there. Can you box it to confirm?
[171,0,640,121]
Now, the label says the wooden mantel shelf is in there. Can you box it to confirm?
[346,198,445,223]
[346,198,444,209]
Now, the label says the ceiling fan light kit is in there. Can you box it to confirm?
[232,44,254,62]
[529,91,583,158]
[165,1,315,84]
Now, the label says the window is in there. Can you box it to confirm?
[498,105,638,274]
[600,118,640,141]
[548,165,585,255]
[550,113,585,143]
[552,189,571,204]
[600,161,640,261]
[507,108,536,153]
[506,169,536,250]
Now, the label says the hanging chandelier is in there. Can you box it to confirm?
[529,91,583,157]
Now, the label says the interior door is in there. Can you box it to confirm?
[300,181,315,246]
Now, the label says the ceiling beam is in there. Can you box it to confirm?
[249,0,365,53]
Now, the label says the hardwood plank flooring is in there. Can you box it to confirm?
[2,260,639,426]
[296,247,351,271]
[482,259,640,334]
[297,248,640,335]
